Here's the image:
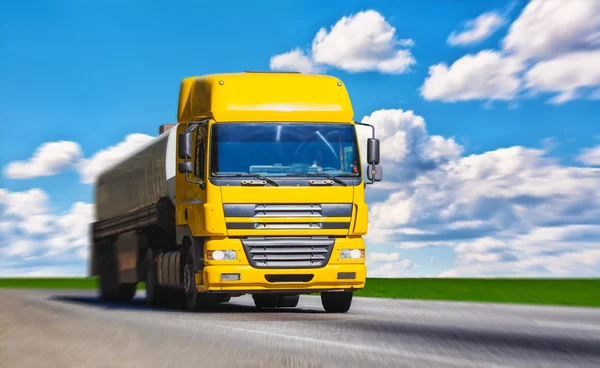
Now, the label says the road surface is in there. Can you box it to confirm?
[1,289,600,367]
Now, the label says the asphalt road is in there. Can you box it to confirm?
[1,289,600,368]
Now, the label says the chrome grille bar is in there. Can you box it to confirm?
[241,236,335,268]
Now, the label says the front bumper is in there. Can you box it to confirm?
[198,263,366,293]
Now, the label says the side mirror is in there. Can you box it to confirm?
[367,164,383,182]
[367,138,380,165]
[178,161,194,174]
[178,132,193,159]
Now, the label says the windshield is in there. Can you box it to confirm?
[210,123,360,177]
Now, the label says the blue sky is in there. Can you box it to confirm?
[1,0,599,277]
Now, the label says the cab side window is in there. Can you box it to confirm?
[194,125,208,180]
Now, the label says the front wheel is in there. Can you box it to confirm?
[184,250,216,311]
[321,291,353,313]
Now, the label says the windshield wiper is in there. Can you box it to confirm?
[304,173,347,186]
[234,173,279,187]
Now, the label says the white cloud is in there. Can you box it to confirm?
[3,141,82,179]
[525,50,600,104]
[368,252,401,262]
[270,10,415,74]
[364,109,600,277]
[79,133,154,184]
[3,133,155,186]
[0,188,55,236]
[448,12,505,46]
[356,109,462,243]
[445,227,600,277]
[311,10,415,73]
[420,51,524,102]
[368,260,416,278]
[503,0,600,60]
[357,109,462,182]
[269,48,320,74]
[0,188,48,218]
[439,269,458,278]
[578,145,600,166]
[429,256,436,264]
[423,0,600,104]
[0,188,93,267]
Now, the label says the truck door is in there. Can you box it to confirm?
[177,123,208,235]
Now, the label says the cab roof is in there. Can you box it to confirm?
[177,72,354,124]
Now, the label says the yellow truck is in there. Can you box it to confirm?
[90,71,383,313]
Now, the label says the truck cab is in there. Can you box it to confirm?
[91,71,382,313]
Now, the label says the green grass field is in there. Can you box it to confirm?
[0,277,146,290]
[1,277,599,307]
[355,278,600,307]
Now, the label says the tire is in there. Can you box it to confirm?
[98,269,118,301]
[217,294,231,303]
[184,249,216,311]
[98,240,118,301]
[278,294,299,308]
[321,291,353,313]
[145,249,168,307]
[253,294,279,309]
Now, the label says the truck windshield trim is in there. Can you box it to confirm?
[209,122,361,179]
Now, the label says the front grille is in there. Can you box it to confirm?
[224,203,353,232]
[223,203,352,218]
[227,222,350,230]
[241,236,335,268]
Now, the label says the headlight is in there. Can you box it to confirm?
[207,250,237,260]
[340,249,364,259]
